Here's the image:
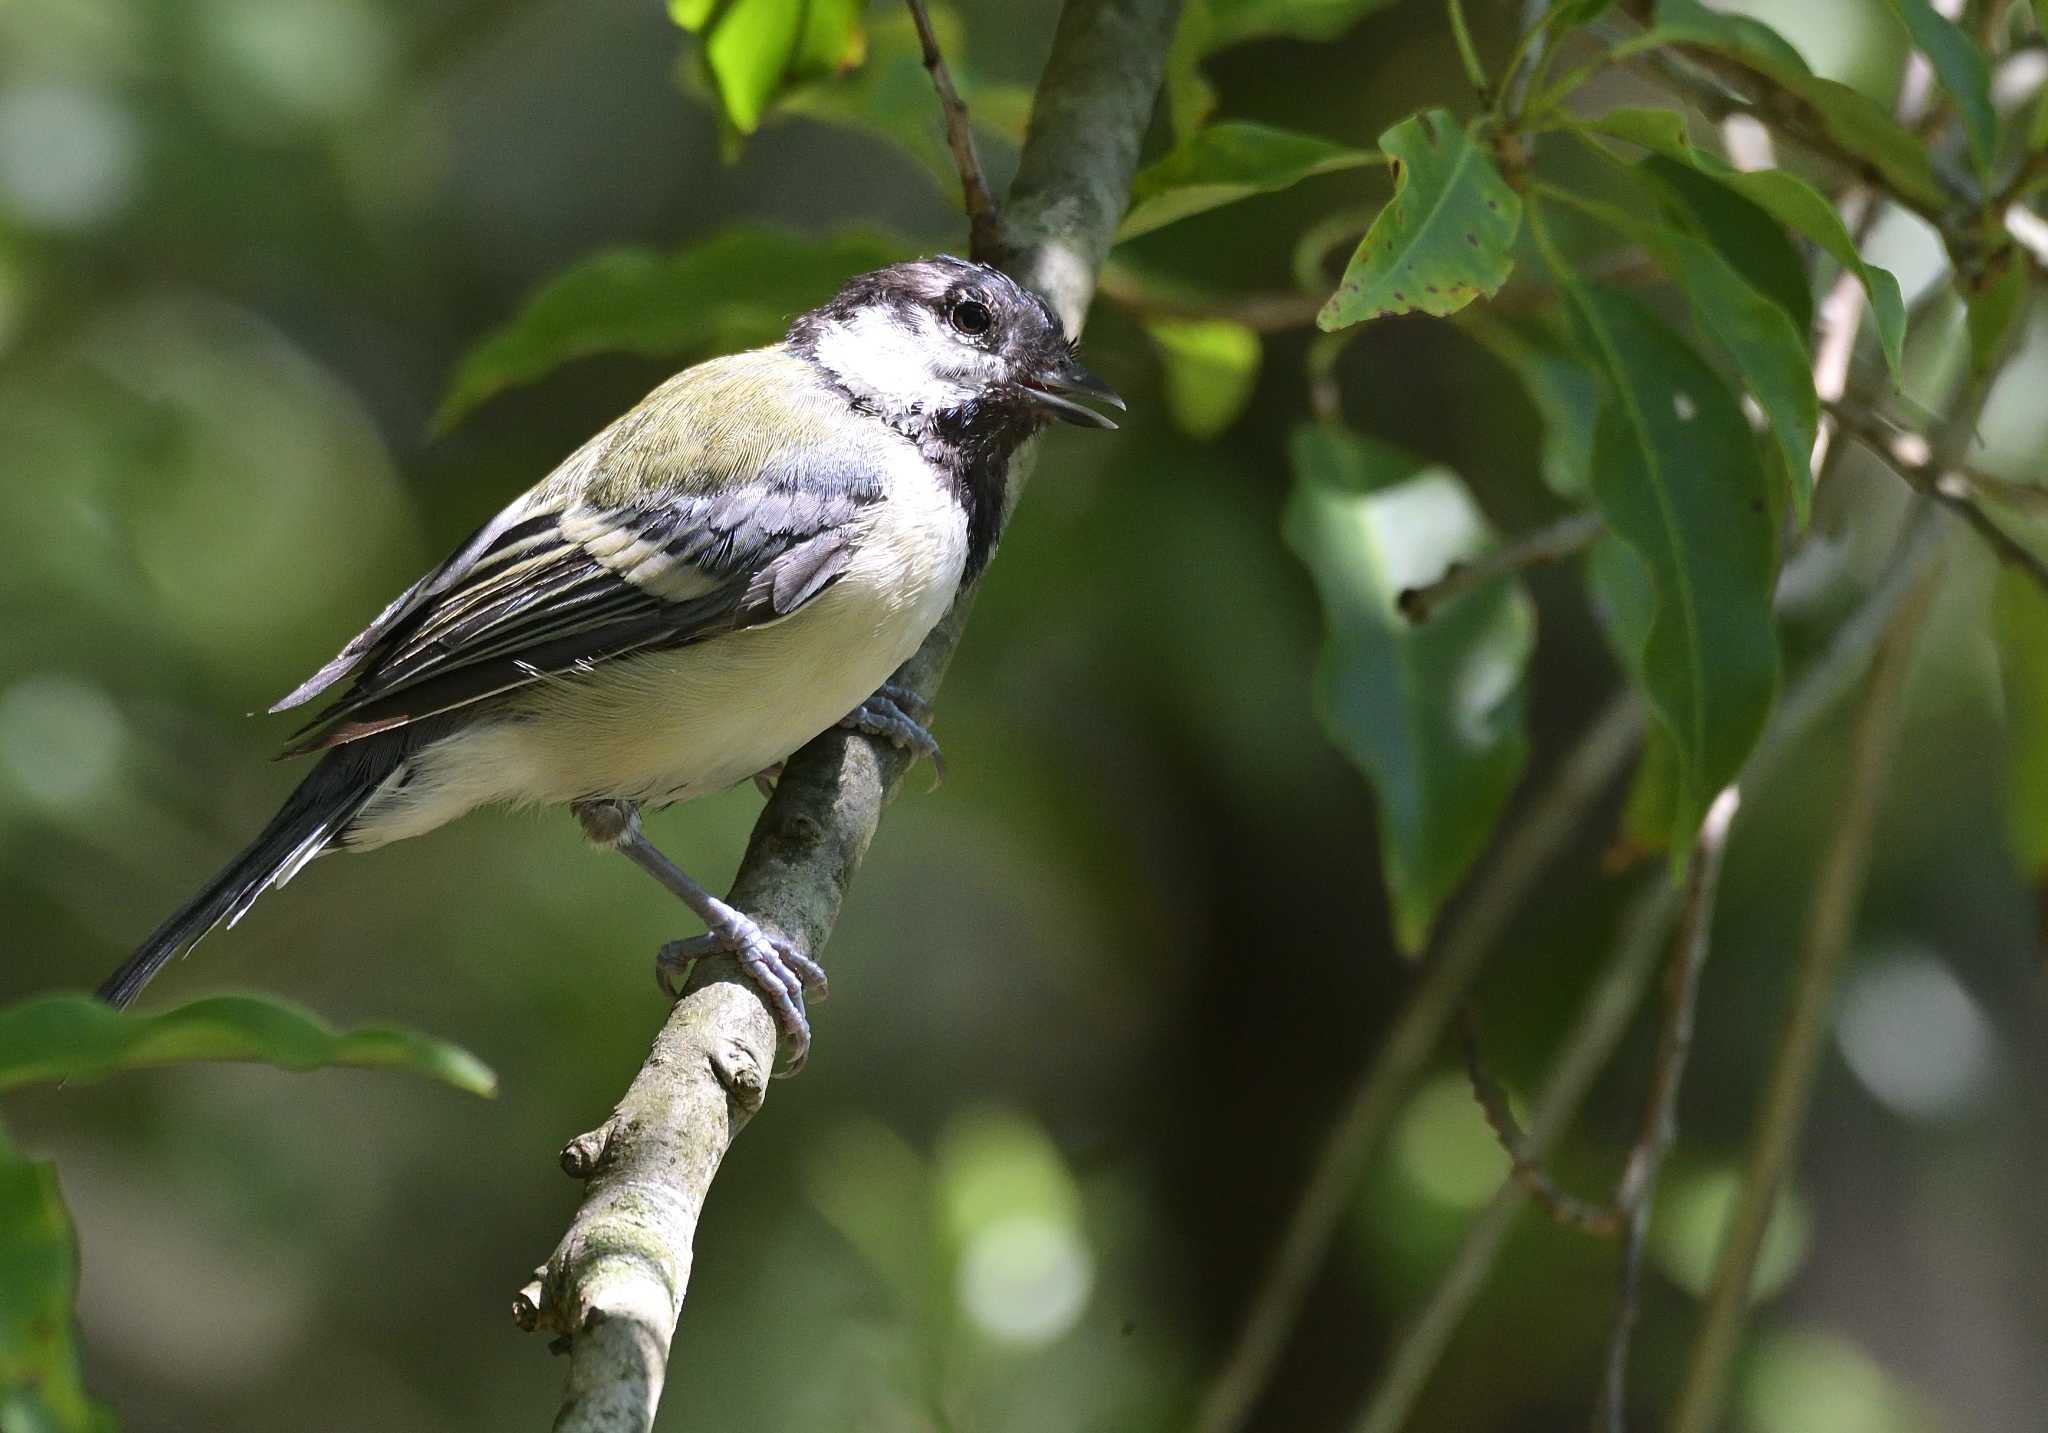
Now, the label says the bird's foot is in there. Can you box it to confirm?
[657,916,828,1077]
[752,763,783,800]
[841,682,944,788]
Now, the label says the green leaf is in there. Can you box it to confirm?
[1147,318,1262,440]
[1580,108,1907,379]
[1645,0,1946,211]
[1206,0,1399,47]
[1639,155,1813,333]
[1995,566,2048,878]
[1610,715,1681,868]
[0,993,497,1096]
[672,0,865,134]
[1549,185,1818,521]
[1463,312,1599,499]
[1318,110,1522,329]
[1285,424,1535,953]
[775,8,1031,199]
[1163,0,1221,139]
[436,226,907,431]
[0,1133,110,1433]
[1886,0,1997,175]
[1118,122,1378,242]
[1965,248,2030,373]
[1563,288,1779,851]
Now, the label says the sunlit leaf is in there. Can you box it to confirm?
[672,0,865,134]
[1886,0,1997,175]
[1147,318,1261,440]
[1563,289,1779,854]
[1995,566,2048,879]
[1205,0,1399,47]
[1318,110,1521,329]
[1644,0,1945,211]
[1464,312,1598,499]
[1552,185,1817,521]
[1580,107,1906,379]
[1285,424,1534,952]
[436,227,907,430]
[1118,122,1377,242]
[0,993,496,1096]
[1163,0,1220,139]
[775,8,1031,199]
[0,1133,110,1433]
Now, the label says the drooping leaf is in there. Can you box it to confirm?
[1463,312,1599,499]
[1886,0,1997,175]
[1644,0,1946,211]
[0,993,497,1096]
[1639,155,1813,333]
[1118,122,1378,242]
[1147,318,1262,439]
[1609,714,1681,869]
[1318,110,1521,329]
[1580,108,1906,378]
[436,227,907,431]
[1205,0,1400,47]
[1995,566,2048,879]
[1285,424,1535,953]
[0,1133,110,1433]
[1563,289,1779,853]
[1549,185,1817,521]
[1964,248,2030,373]
[671,0,865,134]
[775,8,1031,199]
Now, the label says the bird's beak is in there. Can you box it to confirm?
[1022,358,1126,430]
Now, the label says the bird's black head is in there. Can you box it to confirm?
[789,256,1124,441]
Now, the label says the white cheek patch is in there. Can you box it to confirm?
[813,307,983,414]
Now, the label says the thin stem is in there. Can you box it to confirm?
[1665,561,1940,1433]
[1458,1007,1623,1235]
[1448,0,1491,98]
[904,0,1005,263]
[1353,874,1685,1433]
[1399,511,1603,624]
[1191,694,1645,1433]
[1595,785,1741,1433]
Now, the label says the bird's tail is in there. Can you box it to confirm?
[98,739,402,1008]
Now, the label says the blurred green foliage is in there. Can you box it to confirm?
[2,0,2047,1431]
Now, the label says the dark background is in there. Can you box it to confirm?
[2,0,2044,1429]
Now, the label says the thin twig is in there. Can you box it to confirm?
[904,0,1005,262]
[522,2,1181,1428]
[1666,556,1940,1433]
[1457,1006,1622,1235]
[1595,784,1741,1433]
[1830,403,2048,595]
[1094,264,1329,331]
[1399,511,1603,624]
[1354,874,1684,1433]
[1191,693,1643,1433]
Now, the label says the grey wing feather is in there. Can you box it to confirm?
[279,461,882,755]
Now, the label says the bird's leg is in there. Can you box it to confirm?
[840,681,944,787]
[572,798,827,1076]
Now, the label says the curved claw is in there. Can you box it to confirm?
[655,920,828,1077]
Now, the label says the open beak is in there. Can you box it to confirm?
[1022,358,1126,430]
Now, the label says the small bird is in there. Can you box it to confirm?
[98,256,1122,1072]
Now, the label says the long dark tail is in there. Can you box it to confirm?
[98,737,406,1008]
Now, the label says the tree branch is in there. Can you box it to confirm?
[517,2,1182,1428]
[1398,511,1603,625]
[1192,693,1646,1433]
[1666,555,1940,1433]
[1596,784,1740,1433]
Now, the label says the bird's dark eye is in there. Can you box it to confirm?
[950,298,992,336]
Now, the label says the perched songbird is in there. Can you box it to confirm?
[98,256,1123,1072]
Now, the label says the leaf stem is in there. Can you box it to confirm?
[1448,0,1491,98]
[1397,510,1603,624]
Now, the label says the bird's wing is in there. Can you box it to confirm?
[273,358,887,755]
